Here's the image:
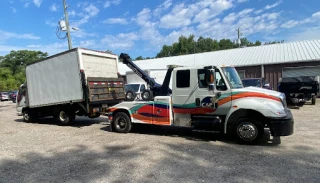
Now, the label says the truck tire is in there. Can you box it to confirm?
[56,110,75,125]
[112,112,132,133]
[141,90,153,101]
[232,117,264,145]
[23,111,33,122]
[312,95,316,105]
[125,90,136,101]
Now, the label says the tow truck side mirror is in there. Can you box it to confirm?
[205,69,216,91]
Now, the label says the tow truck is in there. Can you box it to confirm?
[107,53,294,144]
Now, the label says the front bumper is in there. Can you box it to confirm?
[267,109,294,136]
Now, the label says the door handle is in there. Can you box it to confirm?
[195,98,200,106]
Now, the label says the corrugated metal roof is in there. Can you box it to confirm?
[118,39,320,75]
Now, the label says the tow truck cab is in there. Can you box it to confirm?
[109,63,294,144]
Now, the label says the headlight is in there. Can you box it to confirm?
[279,93,287,108]
[272,109,287,116]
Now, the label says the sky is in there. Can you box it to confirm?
[0,0,319,59]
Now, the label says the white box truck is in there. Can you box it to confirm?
[16,47,125,125]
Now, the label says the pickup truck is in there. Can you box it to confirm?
[279,76,319,105]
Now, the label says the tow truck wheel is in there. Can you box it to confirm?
[312,95,316,105]
[141,90,153,101]
[112,112,132,133]
[233,117,264,145]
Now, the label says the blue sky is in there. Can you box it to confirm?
[0,0,319,59]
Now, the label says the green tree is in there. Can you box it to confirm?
[0,50,47,75]
[219,39,234,50]
[0,50,48,90]
[135,56,144,60]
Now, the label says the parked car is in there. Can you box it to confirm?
[10,91,18,103]
[242,78,273,90]
[0,92,9,101]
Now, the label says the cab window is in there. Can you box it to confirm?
[197,69,208,88]
[215,69,228,91]
[176,70,190,88]
[140,84,146,92]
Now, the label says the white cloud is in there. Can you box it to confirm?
[73,4,100,27]
[0,30,40,40]
[68,10,77,17]
[254,9,263,15]
[159,0,233,28]
[237,0,248,3]
[33,0,42,7]
[104,0,121,8]
[103,18,128,24]
[153,0,173,16]
[84,4,99,17]
[238,8,254,17]
[281,20,299,28]
[101,32,139,50]
[287,26,320,41]
[10,7,17,13]
[45,20,57,27]
[135,8,152,26]
[71,29,97,38]
[160,3,193,28]
[50,4,58,12]
[79,40,96,47]
[265,0,282,10]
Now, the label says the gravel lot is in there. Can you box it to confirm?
[0,100,320,183]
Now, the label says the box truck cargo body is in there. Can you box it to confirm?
[17,47,125,125]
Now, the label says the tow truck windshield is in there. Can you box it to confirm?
[222,67,244,89]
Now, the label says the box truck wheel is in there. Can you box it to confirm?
[232,117,264,145]
[23,111,33,122]
[112,112,132,133]
[56,110,75,125]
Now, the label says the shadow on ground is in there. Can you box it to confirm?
[14,116,108,128]
[101,123,281,146]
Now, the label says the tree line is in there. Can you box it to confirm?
[134,35,284,60]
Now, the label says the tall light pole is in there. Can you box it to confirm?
[63,0,72,49]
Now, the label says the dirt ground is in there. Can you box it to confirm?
[0,100,320,183]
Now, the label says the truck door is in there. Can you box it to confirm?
[194,68,232,115]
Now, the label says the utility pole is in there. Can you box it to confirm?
[235,27,242,48]
[63,0,72,50]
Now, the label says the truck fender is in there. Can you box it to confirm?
[109,107,133,122]
[223,98,281,134]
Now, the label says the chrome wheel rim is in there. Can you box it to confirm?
[143,92,149,99]
[116,117,127,129]
[23,113,29,121]
[237,122,258,141]
[126,92,132,100]
[59,111,67,121]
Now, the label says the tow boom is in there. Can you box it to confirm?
[119,53,172,97]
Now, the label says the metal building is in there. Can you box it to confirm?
[118,39,320,91]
